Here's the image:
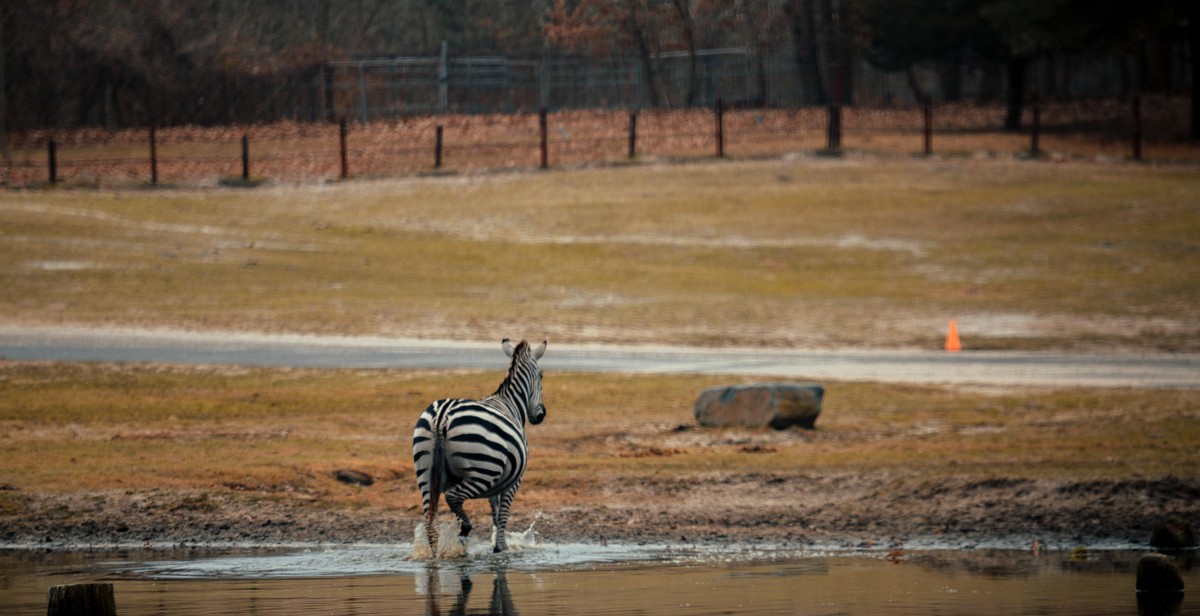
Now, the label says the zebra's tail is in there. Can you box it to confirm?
[425,437,445,557]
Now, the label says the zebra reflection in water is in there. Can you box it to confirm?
[420,566,519,616]
[413,338,547,556]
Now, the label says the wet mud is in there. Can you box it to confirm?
[4,473,1197,552]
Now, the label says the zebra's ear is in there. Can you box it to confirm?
[533,339,547,360]
[502,338,515,357]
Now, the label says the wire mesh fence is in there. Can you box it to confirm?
[2,95,1194,188]
[311,47,1190,120]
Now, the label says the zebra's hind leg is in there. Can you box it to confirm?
[488,494,502,549]
[419,485,440,558]
[445,492,473,539]
[490,484,519,553]
[423,511,440,558]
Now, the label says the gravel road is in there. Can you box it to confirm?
[2,325,1197,388]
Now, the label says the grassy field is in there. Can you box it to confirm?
[2,361,1196,517]
[1,156,1198,545]
[2,156,1198,351]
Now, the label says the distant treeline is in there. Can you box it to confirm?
[0,0,1195,138]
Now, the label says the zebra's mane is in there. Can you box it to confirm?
[494,339,530,397]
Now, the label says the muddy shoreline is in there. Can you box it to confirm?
[4,473,1196,552]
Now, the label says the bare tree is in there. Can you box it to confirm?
[784,0,828,105]
[671,0,699,105]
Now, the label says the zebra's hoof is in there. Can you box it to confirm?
[459,523,472,537]
[493,545,505,554]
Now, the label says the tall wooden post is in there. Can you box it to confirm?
[539,108,548,169]
[1029,104,1041,157]
[715,98,725,158]
[241,134,250,180]
[628,112,638,159]
[339,118,349,178]
[1132,95,1143,161]
[48,140,57,185]
[435,125,444,168]
[149,125,158,185]
[827,105,842,151]
[923,101,933,156]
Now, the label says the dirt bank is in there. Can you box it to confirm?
[4,473,1196,551]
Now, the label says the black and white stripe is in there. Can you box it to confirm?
[412,338,547,554]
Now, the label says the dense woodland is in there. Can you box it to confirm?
[0,0,1195,137]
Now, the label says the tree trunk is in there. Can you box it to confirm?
[1190,1,1199,141]
[937,56,962,102]
[672,0,698,107]
[786,0,827,105]
[905,65,928,103]
[830,0,850,105]
[1004,56,1027,132]
[627,2,660,108]
[0,1,6,160]
[47,583,117,616]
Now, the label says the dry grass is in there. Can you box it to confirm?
[2,153,1196,546]
[1,362,1196,517]
[1,157,1198,351]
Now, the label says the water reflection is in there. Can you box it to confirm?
[1139,592,1185,616]
[420,564,518,616]
[2,547,1198,615]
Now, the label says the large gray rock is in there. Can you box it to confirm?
[694,383,823,430]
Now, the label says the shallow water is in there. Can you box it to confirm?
[2,542,1196,615]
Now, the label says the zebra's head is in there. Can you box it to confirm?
[502,338,547,425]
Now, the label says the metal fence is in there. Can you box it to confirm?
[321,48,787,122]
[313,47,1189,123]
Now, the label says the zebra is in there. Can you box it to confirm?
[412,338,547,555]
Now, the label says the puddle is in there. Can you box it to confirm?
[2,543,1196,615]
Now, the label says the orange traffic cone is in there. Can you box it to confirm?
[944,319,962,352]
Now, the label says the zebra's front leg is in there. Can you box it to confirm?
[489,483,520,553]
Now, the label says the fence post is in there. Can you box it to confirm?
[923,100,932,156]
[435,125,444,168]
[339,118,349,179]
[241,134,250,180]
[1030,104,1040,158]
[827,104,842,151]
[628,112,638,159]
[539,107,548,169]
[149,125,158,185]
[715,98,725,158]
[48,140,57,185]
[1131,95,1142,161]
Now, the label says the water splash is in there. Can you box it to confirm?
[411,520,468,560]
[413,515,543,560]
[411,523,430,560]
[499,513,544,552]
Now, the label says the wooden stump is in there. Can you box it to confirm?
[47,583,117,616]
